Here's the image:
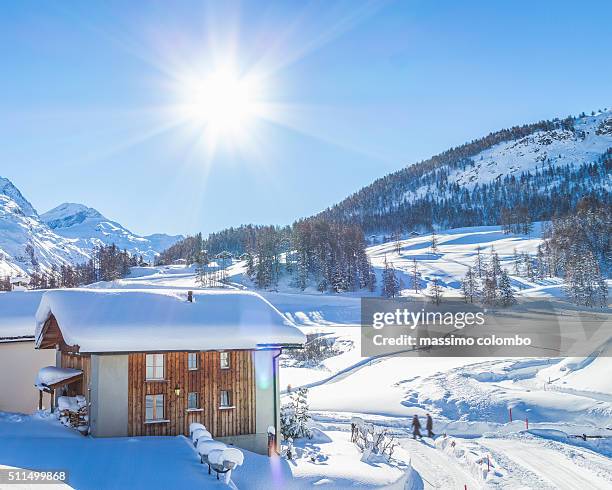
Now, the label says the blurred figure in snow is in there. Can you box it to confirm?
[411,415,422,439]
[426,413,434,438]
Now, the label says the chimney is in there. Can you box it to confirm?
[187,290,193,303]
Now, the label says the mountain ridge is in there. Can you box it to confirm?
[0,180,183,277]
[315,109,612,232]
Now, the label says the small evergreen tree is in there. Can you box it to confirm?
[429,278,443,305]
[475,246,484,278]
[461,266,477,303]
[498,270,516,306]
[430,230,439,255]
[280,387,312,440]
[412,259,421,294]
[381,256,400,298]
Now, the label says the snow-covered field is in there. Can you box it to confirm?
[0,412,417,489]
[1,224,610,488]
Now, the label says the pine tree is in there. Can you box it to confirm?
[194,249,206,287]
[513,248,521,276]
[498,270,516,306]
[522,253,534,281]
[429,278,443,305]
[367,265,377,293]
[411,259,421,294]
[482,273,497,305]
[381,256,400,298]
[475,246,484,278]
[566,249,608,307]
[280,387,312,440]
[245,252,255,279]
[393,230,402,255]
[489,248,502,281]
[536,244,546,280]
[430,230,439,255]
[461,266,477,303]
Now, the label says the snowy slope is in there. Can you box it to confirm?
[451,111,612,188]
[41,203,182,263]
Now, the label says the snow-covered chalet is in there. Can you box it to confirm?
[34,289,305,454]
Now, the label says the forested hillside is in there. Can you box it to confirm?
[317,110,611,233]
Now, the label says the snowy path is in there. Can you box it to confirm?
[399,437,480,489]
[479,436,612,489]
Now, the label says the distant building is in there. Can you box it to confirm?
[10,276,30,291]
[0,291,55,413]
[34,289,305,454]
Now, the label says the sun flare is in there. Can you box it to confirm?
[177,67,265,142]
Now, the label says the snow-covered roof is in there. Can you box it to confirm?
[0,291,44,340]
[35,289,305,353]
[35,366,82,390]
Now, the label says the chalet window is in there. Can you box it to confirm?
[188,353,198,370]
[146,353,164,380]
[220,352,230,370]
[188,392,199,410]
[219,390,231,408]
[145,394,164,421]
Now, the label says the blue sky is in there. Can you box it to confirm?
[1,0,611,236]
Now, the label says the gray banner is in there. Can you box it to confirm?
[0,469,69,485]
[361,297,611,357]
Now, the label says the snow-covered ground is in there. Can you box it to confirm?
[0,412,417,489]
[1,224,610,488]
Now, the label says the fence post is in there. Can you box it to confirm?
[525,417,529,430]
[509,407,512,422]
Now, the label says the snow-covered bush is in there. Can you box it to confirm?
[351,417,398,460]
[281,387,312,441]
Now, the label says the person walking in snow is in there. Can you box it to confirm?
[411,415,422,439]
[426,413,434,438]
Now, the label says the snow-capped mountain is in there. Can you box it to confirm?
[41,203,183,264]
[0,178,183,277]
[0,181,89,277]
[318,110,612,232]
[0,176,37,217]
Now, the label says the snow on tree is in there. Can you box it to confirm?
[280,387,312,440]
[430,230,439,255]
[461,266,478,303]
[513,248,521,276]
[245,252,255,279]
[412,258,421,294]
[475,246,484,278]
[498,270,516,306]
[194,249,206,287]
[482,273,498,305]
[565,248,608,307]
[393,230,402,255]
[489,248,503,280]
[429,278,443,305]
[381,255,400,298]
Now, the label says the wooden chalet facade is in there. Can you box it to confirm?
[34,289,305,454]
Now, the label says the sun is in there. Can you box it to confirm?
[177,67,264,141]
